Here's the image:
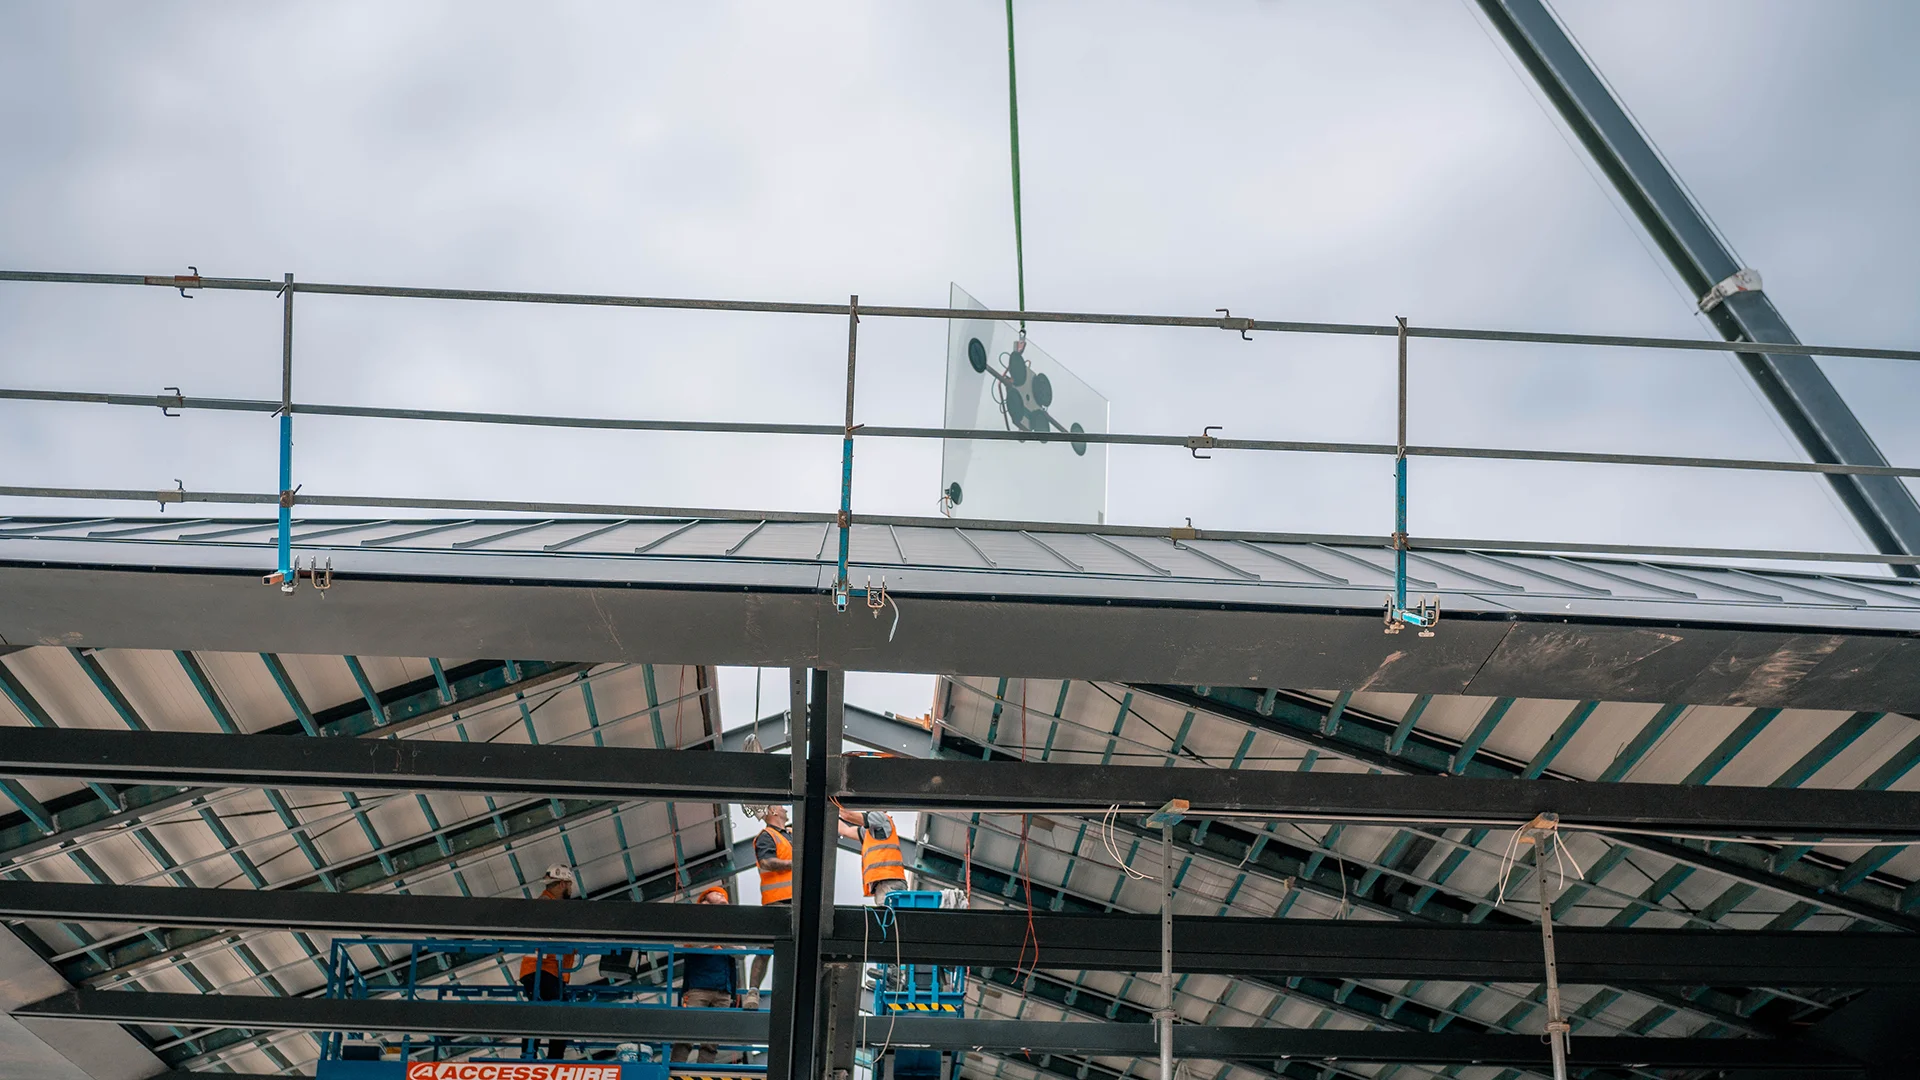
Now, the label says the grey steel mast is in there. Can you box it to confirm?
[1479,0,1920,574]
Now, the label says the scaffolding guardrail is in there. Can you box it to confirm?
[4,267,1918,626]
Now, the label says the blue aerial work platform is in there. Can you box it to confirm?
[870,890,967,1080]
[312,937,771,1080]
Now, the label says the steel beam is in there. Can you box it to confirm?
[7,555,1920,714]
[0,878,783,944]
[12,724,1916,839]
[16,988,767,1044]
[838,755,1920,838]
[5,881,1913,987]
[1477,0,1920,569]
[21,996,1857,1073]
[0,726,790,803]
[860,1018,1858,1070]
[820,908,1920,987]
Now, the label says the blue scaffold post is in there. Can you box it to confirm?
[834,295,859,612]
[1387,316,1436,636]
[275,272,295,592]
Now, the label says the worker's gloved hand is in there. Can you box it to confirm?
[865,812,891,840]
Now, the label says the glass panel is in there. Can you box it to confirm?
[941,283,1111,525]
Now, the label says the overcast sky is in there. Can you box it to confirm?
[4,1,1919,719]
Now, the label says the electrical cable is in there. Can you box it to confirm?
[1102,805,1151,881]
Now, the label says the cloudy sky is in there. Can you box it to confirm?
[3,1,1919,718]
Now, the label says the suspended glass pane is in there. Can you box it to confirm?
[941,283,1110,526]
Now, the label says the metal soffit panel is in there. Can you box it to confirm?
[0,645,730,1077]
[5,518,1920,713]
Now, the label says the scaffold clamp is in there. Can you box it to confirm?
[1384,595,1439,637]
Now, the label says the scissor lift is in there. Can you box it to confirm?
[871,890,967,1080]
[313,937,770,1080]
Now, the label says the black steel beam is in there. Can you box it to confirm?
[840,755,1920,839]
[0,878,784,943]
[10,881,1920,987]
[821,908,1920,987]
[0,725,790,802]
[27,995,1857,1073]
[18,722,1917,839]
[16,988,766,1043]
[1478,0,1920,569]
[861,1017,1860,1071]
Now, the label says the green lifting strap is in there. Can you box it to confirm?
[1005,0,1027,330]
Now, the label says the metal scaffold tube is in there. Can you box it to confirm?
[11,385,1920,480]
[3,267,1918,361]
[1158,821,1174,1080]
[835,296,859,612]
[275,272,294,591]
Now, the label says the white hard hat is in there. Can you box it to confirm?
[542,865,576,886]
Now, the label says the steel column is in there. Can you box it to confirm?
[1477,0,1920,571]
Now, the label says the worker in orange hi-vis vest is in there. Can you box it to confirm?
[517,865,579,1060]
[839,809,907,901]
[742,805,791,1011]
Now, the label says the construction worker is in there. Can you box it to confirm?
[518,865,579,1060]
[839,809,907,900]
[742,805,791,1010]
[672,886,739,1065]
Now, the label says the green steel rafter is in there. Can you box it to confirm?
[1449,698,1513,774]
[255,653,399,877]
[1389,695,1431,756]
[578,677,640,897]
[1683,709,1782,785]
[1597,704,1690,783]
[636,665,691,887]
[1143,685,1920,932]
[343,656,389,726]
[63,658,320,1032]
[935,717,1778,1037]
[1520,702,1597,780]
[0,658,585,866]
[35,652,264,1059]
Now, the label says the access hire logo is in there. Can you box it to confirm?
[404,1065,623,1080]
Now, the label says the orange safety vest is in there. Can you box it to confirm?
[861,815,906,895]
[757,825,794,904]
[517,889,577,980]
